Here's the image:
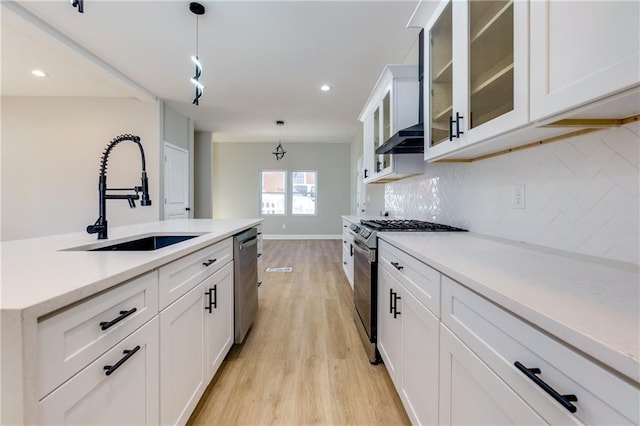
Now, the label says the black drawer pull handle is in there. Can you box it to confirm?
[100,307,137,331]
[514,361,578,413]
[104,345,141,376]
[203,258,217,267]
[213,284,217,309]
[257,253,262,258]
[205,289,213,313]
[393,295,402,318]
[390,261,404,271]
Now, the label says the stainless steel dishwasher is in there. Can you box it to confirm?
[233,227,258,344]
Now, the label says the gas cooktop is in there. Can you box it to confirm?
[360,219,467,232]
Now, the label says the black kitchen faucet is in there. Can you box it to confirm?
[86,134,152,239]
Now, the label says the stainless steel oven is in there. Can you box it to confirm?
[348,219,467,365]
[352,237,379,364]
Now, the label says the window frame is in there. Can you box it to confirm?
[290,170,317,216]
[259,170,287,216]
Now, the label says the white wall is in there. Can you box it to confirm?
[212,142,351,235]
[1,97,161,241]
[384,123,640,264]
[194,131,213,218]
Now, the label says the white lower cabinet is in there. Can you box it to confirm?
[439,324,545,425]
[38,317,159,425]
[377,245,439,426]
[160,262,234,426]
[160,280,207,426]
[204,262,234,380]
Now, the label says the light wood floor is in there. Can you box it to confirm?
[188,239,410,426]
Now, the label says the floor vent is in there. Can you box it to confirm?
[265,267,293,272]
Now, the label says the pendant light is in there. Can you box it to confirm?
[190,2,205,105]
[273,120,287,161]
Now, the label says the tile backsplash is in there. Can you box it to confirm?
[385,122,640,264]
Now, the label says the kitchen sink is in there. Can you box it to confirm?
[64,234,206,252]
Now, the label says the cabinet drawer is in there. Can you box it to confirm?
[38,271,158,399]
[39,317,159,425]
[441,276,640,425]
[159,238,232,309]
[378,239,441,317]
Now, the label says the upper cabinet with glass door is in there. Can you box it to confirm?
[425,0,528,162]
[359,65,424,184]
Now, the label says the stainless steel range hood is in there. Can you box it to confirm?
[375,123,424,154]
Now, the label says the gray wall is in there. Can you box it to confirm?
[212,142,351,236]
[194,131,213,218]
[161,102,194,218]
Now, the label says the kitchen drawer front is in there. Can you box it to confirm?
[38,271,158,399]
[159,237,232,309]
[441,276,639,425]
[378,239,441,317]
[39,317,159,425]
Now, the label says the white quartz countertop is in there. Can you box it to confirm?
[0,219,261,317]
[378,232,640,383]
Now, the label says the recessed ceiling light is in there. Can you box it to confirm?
[320,84,331,92]
[31,70,49,78]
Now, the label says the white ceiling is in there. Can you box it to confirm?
[1,1,421,143]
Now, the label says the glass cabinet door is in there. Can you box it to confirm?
[381,90,391,170]
[468,0,514,129]
[429,2,453,147]
[373,106,380,173]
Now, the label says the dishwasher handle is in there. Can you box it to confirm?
[239,236,258,250]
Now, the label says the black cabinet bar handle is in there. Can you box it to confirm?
[389,288,394,314]
[448,115,455,141]
[100,307,137,331]
[104,345,141,376]
[350,245,354,257]
[203,258,217,267]
[213,284,217,309]
[205,289,213,313]
[514,361,578,413]
[390,261,404,271]
[257,253,262,258]
[455,112,464,138]
[393,294,402,318]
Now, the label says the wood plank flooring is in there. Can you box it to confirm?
[188,239,410,426]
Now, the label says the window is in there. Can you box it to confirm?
[260,170,316,216]
[260,171,286,215]
[291,171,316,215]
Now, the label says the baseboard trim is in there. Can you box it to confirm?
[263,234,341,240]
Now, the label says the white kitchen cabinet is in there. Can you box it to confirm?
[204,262,234,381]
[38,317,159,425]
[377,266,403,386]
[38,270,158,400]
[424,0,529,161]
[160,279,207,426]
[359,65,424,183]
[257,224,263,297]
[341,219,354,288]
[377,241,439,425]
[439,324,545,425]
[441,276,640,425]
[530,0,640,122]
[160,261,235,426]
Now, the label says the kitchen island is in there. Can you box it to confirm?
[1,218,261,425]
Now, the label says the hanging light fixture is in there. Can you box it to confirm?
[189,2,205,105]
[273,120,287,161]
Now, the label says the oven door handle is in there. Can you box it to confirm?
[351,238,376,263]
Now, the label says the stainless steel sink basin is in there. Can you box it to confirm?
[64,233,207,252]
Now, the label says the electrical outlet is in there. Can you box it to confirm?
[513,184,525,209]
